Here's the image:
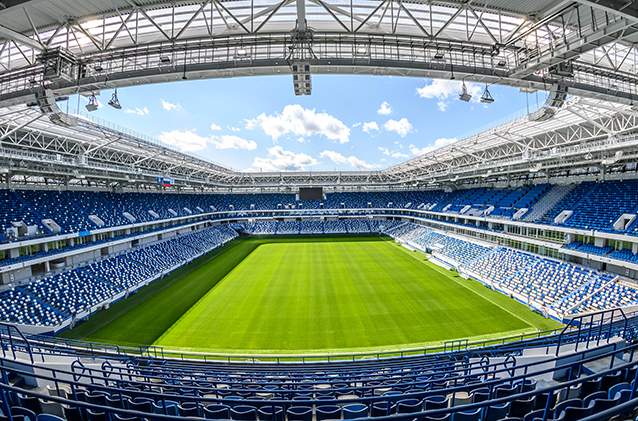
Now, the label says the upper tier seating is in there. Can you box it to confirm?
[540,180,638,233]
[0,183,572,241]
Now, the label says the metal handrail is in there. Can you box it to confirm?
[0,322,32,363]
[1,341,637,421]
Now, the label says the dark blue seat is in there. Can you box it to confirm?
[257,405,284,421]
[558,405,591,421]
[453,408,481,421]
[105,395,129,409]
[516,379,537,393]
[583,391,606,408]
[396,398,422,414]
[204,404,230,419]
[423,414,452,421]
[86,393,107,406]
[86,409,107,421]
[286,406,312,421]
[532,392,555,411]
[609,382,632,403]
[553,398,581,417]
[587,396,618,412]
[495,385,517,398]
[178,402,199,417]
[316,405,341,421]
[581,378,602,397]
[601,371,624,390]
[62,405,83,421]
[342,403,368,419]
[484,402,509,421]
[10,407,35,421]
[112,414,140,421]
[231,405,258,421]
[370,401,394,417]
[152,400,179,416]
[127,399,153,413]
[17,396,41,414]
[35,415,64,421]
[470,388,490,403]
[424,395,448,410]
[522,409,549,421]
[509,396,536,418]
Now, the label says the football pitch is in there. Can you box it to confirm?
[62,236,561,354]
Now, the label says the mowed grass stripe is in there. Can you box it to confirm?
[154,238,560,353]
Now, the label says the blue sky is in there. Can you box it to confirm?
[71,75,545,172]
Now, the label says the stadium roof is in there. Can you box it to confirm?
[1,95,636,190]
[0,0,637,189]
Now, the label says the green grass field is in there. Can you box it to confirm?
[61,236,560,354]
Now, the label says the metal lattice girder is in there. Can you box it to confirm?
[0,1,635,105]
[385,97,638,184]
[0,97,637,190]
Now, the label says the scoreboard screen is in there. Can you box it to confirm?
[299,187,323,201]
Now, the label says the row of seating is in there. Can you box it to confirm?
[564,241,638,267]
[0,183,591,241]
[237,220,403,235]
[0,225,237,325]
[1,315,637,421]
[387,223,635,316]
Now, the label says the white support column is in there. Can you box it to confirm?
[296,0,307,31]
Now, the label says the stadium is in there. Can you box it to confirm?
[3,0,638,420]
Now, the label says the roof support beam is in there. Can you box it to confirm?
[575,0,638,23]
[0,22,43,50]
[296,0,307,32]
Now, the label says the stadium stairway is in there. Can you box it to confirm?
[523,184,576,223]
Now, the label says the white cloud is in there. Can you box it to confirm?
[158,129,210,152]
[384,118,413,137]
[320,150,374,170]
[409,137,459,156]
[158,129,257,152]
[416,79,482,111]
[251,146,318,171]
[210,122,222,131]
[377,101,392,115]
[378,147,409,159]
[228,126,241,132]
[362,121,380,133]
[124,107,149,116]
[161,99,182,111]
[211,135,257,151]
[245,104,350,143]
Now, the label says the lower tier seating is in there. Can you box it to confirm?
[0,226,237,326]
[388,223,637,316]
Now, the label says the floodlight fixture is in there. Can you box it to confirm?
[459,81,472,102]
[108,90,121,109]
[480,85,494,103]
[85,94,98,112]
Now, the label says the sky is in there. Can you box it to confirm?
[66,75,547,172]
